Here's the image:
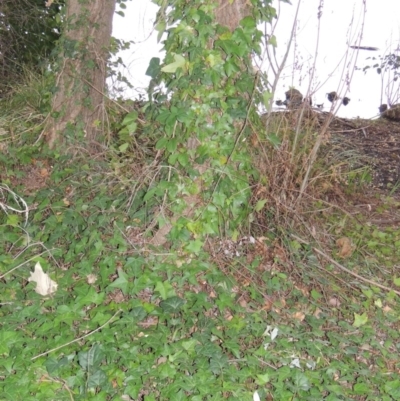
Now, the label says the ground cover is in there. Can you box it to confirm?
[1,107,400,400]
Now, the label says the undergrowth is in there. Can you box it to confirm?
[1,137,400,401]
[1,78,400,401]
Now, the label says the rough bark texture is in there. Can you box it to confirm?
[46,0,116,149]
[214,0,251,30]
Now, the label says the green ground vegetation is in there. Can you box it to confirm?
[1,70,400,401]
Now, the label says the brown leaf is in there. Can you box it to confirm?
[40,168,49,178]
[292,311,305,321]
[336,237,353,258]
[328,297,341,307]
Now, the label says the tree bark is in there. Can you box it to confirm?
[46,0,116,149]
[214,0,251,30]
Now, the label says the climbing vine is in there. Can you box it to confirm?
[136,0,277,250]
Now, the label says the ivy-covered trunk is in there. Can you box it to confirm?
[147,0,275,249]
[46,0,116,149]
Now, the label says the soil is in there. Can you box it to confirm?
[321,112,400,192]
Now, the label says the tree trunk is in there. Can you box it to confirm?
[150,0,253,247]
[214,0,250,30]
[46,0,116,149]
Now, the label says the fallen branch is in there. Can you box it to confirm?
[313,247,400,296]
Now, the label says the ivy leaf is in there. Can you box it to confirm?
[353,312,368,327]
[224,59,240,76]
[45,356,71,374]
[155,20,166,42]
[161,54,186,73]
[87,369,108,388]
[292,370,310,391]
[160,296,185,313]
[209,354,228,374]
[240,16,256,29]
[129,306,147,321]
[185,239,204,254]
[268,35,277,47]
[78,344,104,370]
[255,373,270,385]
[108,268,129,294]
[155,281,176,300]
[384,380,400,398]
[353,382,370,394]
[146,57,161,78]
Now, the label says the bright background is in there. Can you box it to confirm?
[111,0,400,119]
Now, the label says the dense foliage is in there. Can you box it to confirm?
[1,0,400,400]
[0,0,63,96]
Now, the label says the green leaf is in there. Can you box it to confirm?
[122,111,138,126]
[384,380,400,397]
[292,370,310,391]
[155,21,166,43]
[6,214,20,226]
[146,57,161,78]
[161,54,186,73]
[255,199,267,212]
[119,143,129,153]
[353,382,370,394]
[268,35,277,47]
[87,369,108,388]
[155,137,168,150]
[256,373,270,385]
[168,152,179,165]
[185,238,204,254]
[267,133,281,148]
[0,331,17,355]
[167,138,178,152]
[143,187,158,202]
[108,268,129,294]
[129,306,147,321]
[181,339,197,352]
[45,356,71,374]
[177,152,189,167]
[160,296,185,313]
[77,286,105,306]
[78,344,104,370]
[209,354,228,374]
[353,312,368,327]
[224,59,240,76]
[240,16,256,29]
[393,277,400,287]
[263,90,273,108]
[155,281,176,300]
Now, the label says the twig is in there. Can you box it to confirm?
[0,184,29,227]
[313,247,400,296]
[0,249,54,279]
[31,309,122,360]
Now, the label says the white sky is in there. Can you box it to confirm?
[112,0,400,119]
